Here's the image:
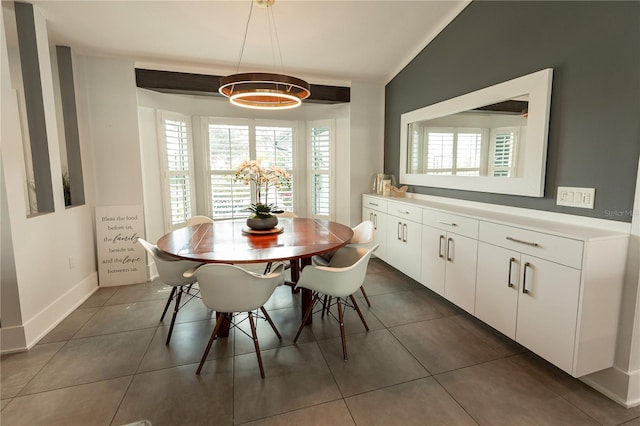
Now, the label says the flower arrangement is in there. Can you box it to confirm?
[234,160,291,218]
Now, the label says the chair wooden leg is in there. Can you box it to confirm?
[360,285,372,307]
[321,294,329,318]
[248,312,265,378]
[160,287,177,321]
[350,294,369,331]
[196,314,225,374]
[337,298,348,360]
[263,262,272,274]
[166,287,183,345]
[294,293,319,343]
[260,306,281,339]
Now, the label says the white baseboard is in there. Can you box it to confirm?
[0,273,99,354]
[582,366,640,408]
[0,325,27,354]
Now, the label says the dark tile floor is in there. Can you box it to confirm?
[2,258,639,426]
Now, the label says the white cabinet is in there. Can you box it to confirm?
[361,193,628,377]
[476,221,625,377]
[385,201,422,281]
[362,195,388,261]
[475,243,519,338]
[421,210,479,313]
[516,254,581,374]
[475,242,581,373]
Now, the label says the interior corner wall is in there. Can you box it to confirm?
[384,1,640,222]
[80,56,144,208]
[349,80,385,227]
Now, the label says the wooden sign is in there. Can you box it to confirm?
[95,205,146,286]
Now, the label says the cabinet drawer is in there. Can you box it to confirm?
[387,201,422,223]
[422,209,479,239]
[479,221,584,269]
[363,196,387,213]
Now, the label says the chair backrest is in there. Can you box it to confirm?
[190,263,285,313]
[138,238,200,286]
[348,220,374,247]
[185,215,214,227]
[296,244,379,298]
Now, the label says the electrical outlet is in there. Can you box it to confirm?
[557,186,595,209]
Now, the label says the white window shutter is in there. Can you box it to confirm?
[160,114,195,229]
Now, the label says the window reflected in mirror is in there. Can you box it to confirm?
[407,96,528,178]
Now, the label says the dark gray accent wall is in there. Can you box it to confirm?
[57,46,85,206]
[385,1,640,222]
[15,2,54,213]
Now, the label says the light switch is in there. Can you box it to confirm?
[557,186,595,209]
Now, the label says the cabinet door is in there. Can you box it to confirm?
[443,233,478,314]
[387,218,422,281]
[420,225,446,295]
[363,207,387,261]
[475,242,519,339]
[516,255,581,374]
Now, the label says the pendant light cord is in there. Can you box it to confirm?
[235,1,255,73]
[267,6,286,75]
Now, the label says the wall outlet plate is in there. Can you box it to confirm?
[557,186,595,209]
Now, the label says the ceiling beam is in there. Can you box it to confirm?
[135,69,350,104]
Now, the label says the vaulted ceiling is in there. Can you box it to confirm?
[10,0,469,86]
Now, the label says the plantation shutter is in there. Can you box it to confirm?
[255,125,294,212]
[161,114,195,228]
[207,123,251,219]
[310,123,332,219]
[491,127,519,177]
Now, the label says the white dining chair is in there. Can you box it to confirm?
[138,238,203,344]
[185,263,285,377]
[293,244,379,359]
[313,220,375,306]
[264,212,299,291]
[185,215,214,226]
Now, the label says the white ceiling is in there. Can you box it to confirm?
[17,0,469,86]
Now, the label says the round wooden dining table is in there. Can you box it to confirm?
[156,217,354,327]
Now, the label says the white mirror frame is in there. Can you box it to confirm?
[400,68,553,197]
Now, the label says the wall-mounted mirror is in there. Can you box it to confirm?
[400,68,553,197]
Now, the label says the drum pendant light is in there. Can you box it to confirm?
[219,0,311,110]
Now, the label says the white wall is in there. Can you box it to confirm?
[0,4,98,352]
[81,56,143,207]
[349,80,385,226]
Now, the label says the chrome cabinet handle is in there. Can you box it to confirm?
[397,209,410,215]
[522,262,532,294]
[369,202,379,207]
[373,213,377,229]
[446,237,453,262]
[438,235,445,258]
[439,221,457,227]
[403,223,407,242]
[508,257,517,288]
[397,222,402,240]
[369,212,373,224]
[506,236,539,247]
